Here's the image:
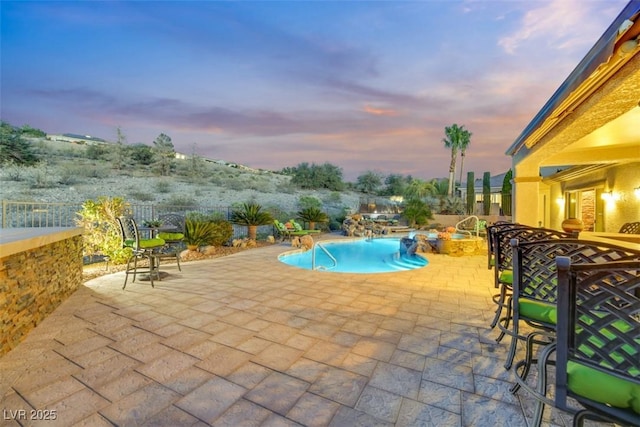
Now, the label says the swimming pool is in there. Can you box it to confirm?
[278,238,428,273]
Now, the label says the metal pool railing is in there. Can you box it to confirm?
[455,215,482,239]
[312,242,337,271]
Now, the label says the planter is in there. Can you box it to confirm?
[186,244,199,251]
[248,225,258,241]
[561,218,584,233]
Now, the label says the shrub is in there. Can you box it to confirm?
[402,198,433,227]
[184,217,218,248]
[159,194,197,209]
[155,180,171,193]
[298,196,322,210]
[230,202,274,240]
[128,191,155,202]
[75,197,131,264]
[297,207,329,230]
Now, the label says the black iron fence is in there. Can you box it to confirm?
[0,200,270,239]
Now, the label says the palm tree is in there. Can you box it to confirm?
[297,207,329,230]
[403,178,436,201]
[457,129,472,188]
[442,124,472,196]
[230,202,274,241]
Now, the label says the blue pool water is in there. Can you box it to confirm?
[278,238,428,273]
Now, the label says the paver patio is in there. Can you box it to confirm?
[0,238,590,426]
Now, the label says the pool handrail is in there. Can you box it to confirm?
[455,215,481,239]
[312,242,338,271]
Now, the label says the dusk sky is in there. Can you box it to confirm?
[0,0,629,181]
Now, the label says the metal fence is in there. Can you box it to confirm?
[0,200,271,239]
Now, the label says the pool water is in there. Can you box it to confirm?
[279,238,428,273]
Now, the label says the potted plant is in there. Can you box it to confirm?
[230,202,273,241]
[184,217,217,251]
[296,207,329,230]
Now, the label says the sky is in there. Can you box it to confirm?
[0,0,630,181]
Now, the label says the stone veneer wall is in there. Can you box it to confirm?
[0,234,83,356]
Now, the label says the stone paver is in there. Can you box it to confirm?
[0,238,592,426]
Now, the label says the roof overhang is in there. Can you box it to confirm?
[506,1,640,168]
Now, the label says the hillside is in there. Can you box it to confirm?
[0,137,363,219]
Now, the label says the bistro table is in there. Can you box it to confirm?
[136,225,179,281]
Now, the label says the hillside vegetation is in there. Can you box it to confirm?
[0,126,363,221]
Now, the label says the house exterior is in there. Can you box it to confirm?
[506,1,640,233]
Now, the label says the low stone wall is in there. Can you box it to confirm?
[0,229,83,356]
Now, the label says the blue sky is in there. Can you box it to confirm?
[0,0,629,180]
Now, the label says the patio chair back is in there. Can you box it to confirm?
[493,226,574,288]
[512,238,640,322]
[158,213,185,234]
[619,221,640,234]
[486,221,522,270]
[555,257,640,426]
[504,238,640,370]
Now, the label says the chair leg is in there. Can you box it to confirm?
[496,295,513,343]
[490,283,511,334]
[510,331,551,393]
[531,343,556,427]
[147,254,156,288]
[123,255,134,290]
[503,314,519,370]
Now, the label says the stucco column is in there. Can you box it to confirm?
[512,175,543,226]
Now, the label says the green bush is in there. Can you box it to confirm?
[75,197,131,264]
[128,191,155,202]
[184,218,218,248]
[185,212,232,246]
[155,180,171,193]
[402,198,433,227]
[298,195,322,210]
[160,194,197,209]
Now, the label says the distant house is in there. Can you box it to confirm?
[47,133,107,145]
[505,1,640,233]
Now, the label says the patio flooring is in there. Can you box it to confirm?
[0,238,587,426]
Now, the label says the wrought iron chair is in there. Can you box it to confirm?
[491,226,573,342]
[117,216,165,289]
[156,213,185,271]
[486,221,518,270]
[619,221,640,234]
[506,239,640,426]
[555,257,640,427]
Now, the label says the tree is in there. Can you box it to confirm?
[130,143,154,165]
[442,124,471,196]
[230,202,274,241]
[466,171,475,215]
[153,133,176,176]
[501,169,513,216]
[355,171,383,194]
[403,178,435,200]
[0,121,39,165]
[483,171,491,215]
[112,126,127,170]
[457,128,472,188]
[382,173,408,196]
[289,162,344,191]
[187,143,207,181]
